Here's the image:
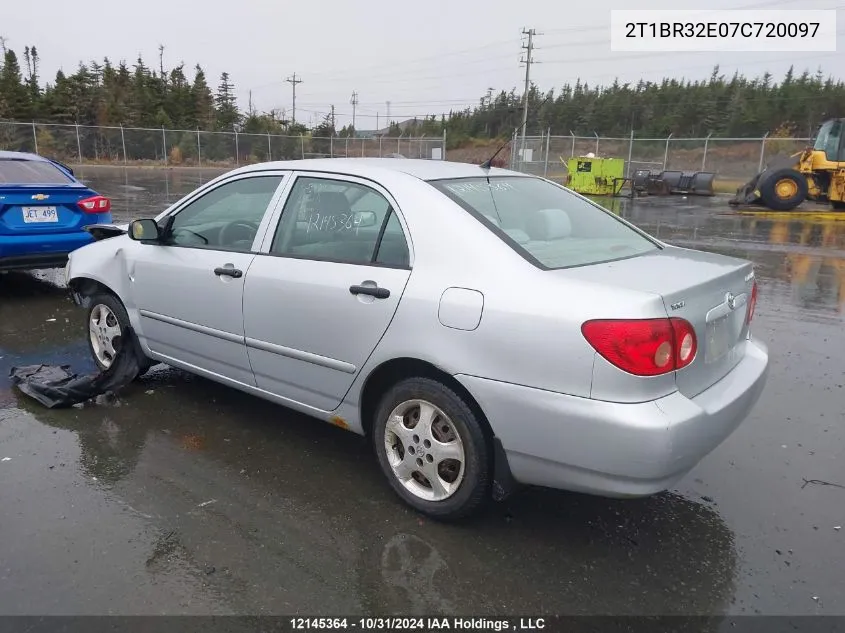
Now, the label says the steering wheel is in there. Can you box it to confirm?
[218,220,259,246]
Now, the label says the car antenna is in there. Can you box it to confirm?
[480,94,552,170]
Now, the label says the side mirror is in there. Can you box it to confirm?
[128,219,161,242]
[354,210,378,228]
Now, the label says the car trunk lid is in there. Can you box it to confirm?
[558,246,755,398]
[0,184,92,235]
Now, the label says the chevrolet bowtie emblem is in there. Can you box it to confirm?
[31,193,50,201]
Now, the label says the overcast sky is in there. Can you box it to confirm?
[3,0,842,129]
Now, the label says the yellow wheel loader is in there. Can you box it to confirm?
[730,119,845,211]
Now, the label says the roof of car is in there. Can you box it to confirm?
[0,150,50,162]
[236,157,526,181]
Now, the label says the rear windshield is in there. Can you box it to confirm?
[429,176,659,269]
[0,159,74,184]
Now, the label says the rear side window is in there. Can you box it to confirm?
[0,159,74,184]
[429,176,659,269]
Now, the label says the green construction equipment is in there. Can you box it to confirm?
[564,157,625,195]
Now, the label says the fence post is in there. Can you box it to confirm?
[626,129,634,178]
[594,131,599,156]
[234,127,239,166]
[361,137,365,157]
[31,122,38,154]
[331,135,335,158]
[442,129,447,161]
[120,125,127,164]
[196,128,201,167]
[663,133,673,170]
[75,123,83,164]
[419,135,425,159]
[543,127,551,177]
[301,134,305,159]
[346,137,349,157]
[267,133,272,161]
[702,133,712,171]
[569,131,575,158]
[378,136,382,157]
[758,132,769,172]
[162,127,168,166]
[398,133,402,154]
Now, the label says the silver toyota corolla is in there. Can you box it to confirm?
[65,158,769,520]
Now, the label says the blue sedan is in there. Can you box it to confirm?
[0,151,112,271]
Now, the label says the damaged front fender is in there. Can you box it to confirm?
[84,223,129,241]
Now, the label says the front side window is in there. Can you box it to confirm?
[270,176,409,267]
[429,176,659,269]
[165,175,283,250]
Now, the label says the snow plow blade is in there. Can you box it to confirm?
[632,170,716,196]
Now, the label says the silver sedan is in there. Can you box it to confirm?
[65,158,769,520]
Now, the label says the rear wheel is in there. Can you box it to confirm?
[831,201,845,211]
[758,168,808,211]
[87,293,153,376]
[373,377,490,521]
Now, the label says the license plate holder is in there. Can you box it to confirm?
[706,312,743,363]
[22,206,58,223]
[707,313,733,362]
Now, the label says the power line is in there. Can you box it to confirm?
[285,73,302,125]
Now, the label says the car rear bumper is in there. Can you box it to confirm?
[0,231,94,270]
[456,337,769,497]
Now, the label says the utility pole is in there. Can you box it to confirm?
[286,73,303,125]
[386,101,391,127]
[330,105,336,131]
[350,91,359,130]
[519,28,538,166]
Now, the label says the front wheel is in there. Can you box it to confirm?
[758,168,808,211]
[373,377,491,521]
[86,293,153,376]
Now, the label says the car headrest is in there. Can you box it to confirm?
[526,208,572,240]
[315,191,352,215]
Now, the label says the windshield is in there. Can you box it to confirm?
[429,176,659,269]
[812,120,842,160]
[0,158,74,185]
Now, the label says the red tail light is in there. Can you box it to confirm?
[581,318,698,377]
[77,195,111,214]
[747,281,758,324]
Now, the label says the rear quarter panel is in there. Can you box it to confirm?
[343,173,670,409]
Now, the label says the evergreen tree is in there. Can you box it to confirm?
[214,72,239,130]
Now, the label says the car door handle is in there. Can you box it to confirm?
[214,266,243,278]
[350,284,390,299]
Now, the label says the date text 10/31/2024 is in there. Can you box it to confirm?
[290,618,546,631]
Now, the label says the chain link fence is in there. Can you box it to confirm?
[0,121,814,192]
[0,122,447,167]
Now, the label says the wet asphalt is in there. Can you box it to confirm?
[0,166,843,618]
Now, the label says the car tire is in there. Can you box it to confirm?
[373,377,491,521]
[86,293,154,376]
[758,168,808,211]
[831,201,845,211]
